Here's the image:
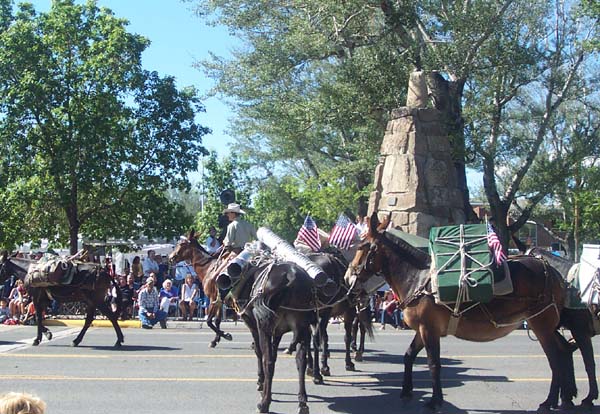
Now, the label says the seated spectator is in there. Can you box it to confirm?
[21,300,40,325]
[0,298,10,324]
[179,274,198,321]
[138,277,167,329]
[111,276,135,320]
[0,392,46,414]
[8,280,28,320]
[159,279,179,315]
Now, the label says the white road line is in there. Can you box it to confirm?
[0,328,80,353]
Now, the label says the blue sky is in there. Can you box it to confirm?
[29,0,237,164]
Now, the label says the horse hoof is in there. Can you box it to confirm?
[256,402,269,413]
[321,366,330,376]
[222,333,233,341]
[43,331,52,340]
[72,340,80,347]
[354,352,363,362]
[32,339,40,346]
[114,341,122,348]
[424,400,443,412]
[284,348,293,355]
[345,363,355,371]
[298,403,309,414]
[350,343,357,351]
[536,404,552,414]
[313,375,323,385]
[559,400,575,410]
[209,342,217,348]
[581,399,594,410]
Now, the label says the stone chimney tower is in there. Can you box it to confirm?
[368,71,465,238]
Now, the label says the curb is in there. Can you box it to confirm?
[43,319,140,328]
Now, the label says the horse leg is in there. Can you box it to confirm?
[206,305,221,348]
[72,305,96,347]
[343,310,356,370]
[350,313,359,352]
[420,328,443,410]
[357,320,366,362]
[257,328,273,413]
[218,304,232,341]
[296,327,311,414]
[571,327,598,408]
[401,332,424,400]
[311,323,323,384]
[319,312,331,377]
[98,302,124,347]
[32,297,45,346]
[243,314,265,392]
[530,323,576,412]
[305,336,314,377]
[553,331,577,409]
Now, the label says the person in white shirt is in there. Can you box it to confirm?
[178,274,199,321]
[205,226,221,254]
[142,250,159,281]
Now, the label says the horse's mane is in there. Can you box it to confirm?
[383,231,431,270]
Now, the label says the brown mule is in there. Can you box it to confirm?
[345,213,575,412]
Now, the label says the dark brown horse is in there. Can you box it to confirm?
[345,213,575,412]
[168,231,233,348]
[0,253,124,347]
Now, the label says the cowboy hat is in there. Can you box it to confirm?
[222,203,246,215]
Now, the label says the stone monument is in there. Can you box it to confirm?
[368,71,465,238]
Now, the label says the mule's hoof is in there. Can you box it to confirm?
[350,343,357,351]
[581,399,595,410]
[559,400,575,410]
[72,340,81,347]
[321,366,330,376]
[313,375,323,385]
[209,342,217,348]
[536,404,552,414]
[43,331,52,341]
[345,363,355,371]
[256,402,269,413]
[354,352,363,362]
[298,403,309,414]
[424,399,443,412]
[114,341,122,348]
[306,367,313,377]
[400,389,413,401]
[32,339,40,346]
[284,348,293,355]
[222,333,233,341]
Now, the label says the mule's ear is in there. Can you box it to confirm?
[187,229,195,240]
[369,212,380,236]
[377,212,392,231]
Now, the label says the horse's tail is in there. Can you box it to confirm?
[360,307,375,340]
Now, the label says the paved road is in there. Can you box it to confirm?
[1,322,600,414]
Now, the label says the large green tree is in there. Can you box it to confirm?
[0,0,209,253]
[194,0,599,249]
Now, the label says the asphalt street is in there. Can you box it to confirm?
[1,322,600,414]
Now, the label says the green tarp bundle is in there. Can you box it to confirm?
[429,224,494,304]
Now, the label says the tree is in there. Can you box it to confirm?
[195,0,599,251]
[0,0,209,252]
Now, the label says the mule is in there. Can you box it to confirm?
[168,231,233,348]
[0,253,124,347]
[286,250,374,381]
[345,213,576,412]
[241,259,318,414]
[527,247,598,409]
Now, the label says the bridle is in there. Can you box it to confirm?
[347,239,381,282]
[174,238,213,268]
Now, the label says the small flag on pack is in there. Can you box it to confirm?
[329,214,358,250]
[487,224,507,265]
[297,215,321,252]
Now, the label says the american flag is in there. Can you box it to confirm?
[297,215,321,252]
[329,214,358,250]
[487,224,507,265]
